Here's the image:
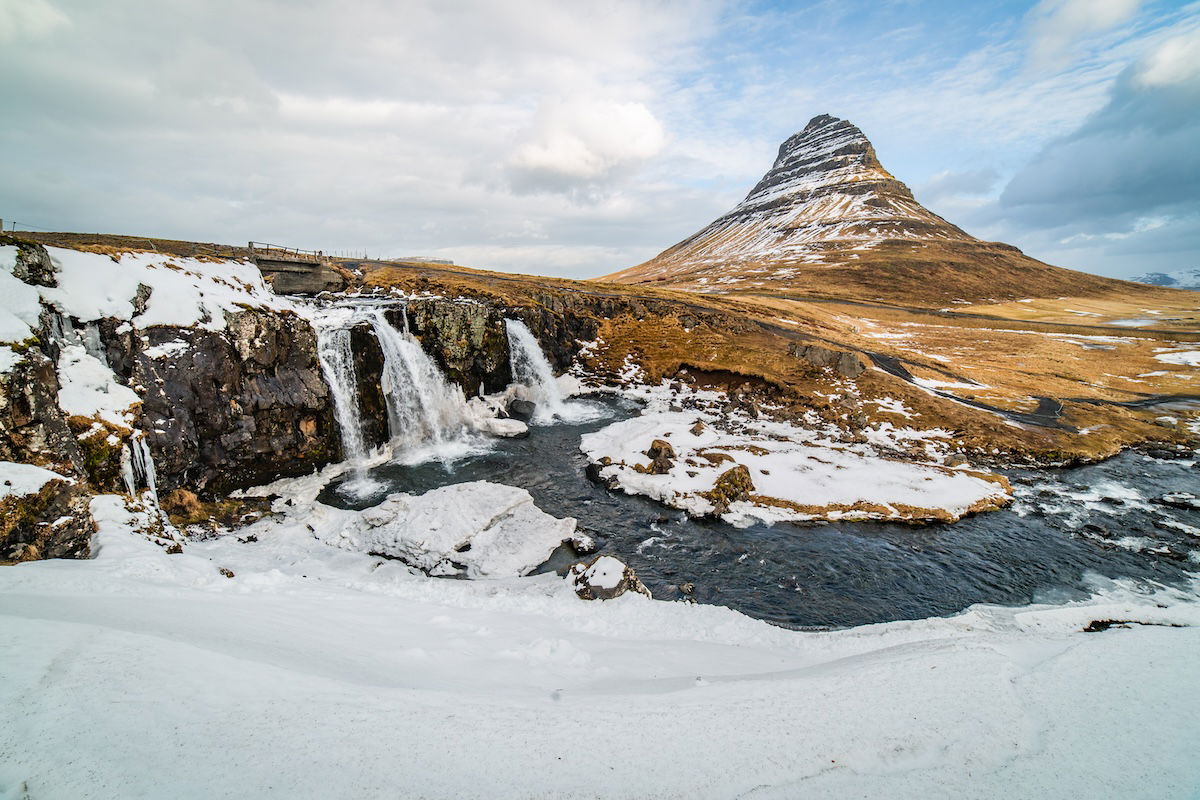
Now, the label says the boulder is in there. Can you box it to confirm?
[324,481,581,578]
[703,464,755,515]
[645,438,676,474]
[569,555,651,601]
[478,417,529,438]
[789,343,867,379]
[507,398,537,422]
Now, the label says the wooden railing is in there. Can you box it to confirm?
[247,241,324,263]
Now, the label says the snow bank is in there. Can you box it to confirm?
[40,247,293,331]
[0,462,71,500]
[1155,349,1200,367]
[316,481,583,578]
[3,244,294,347]
[0,345,22,375]
[55,344,141,427]
[0,245,43,343]
[0,501,1197,799]
[582,410,1010,525]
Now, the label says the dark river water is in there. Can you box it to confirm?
[321,397,1200,629]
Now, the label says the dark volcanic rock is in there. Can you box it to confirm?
[1,477,94,563]
[0,348,86,477]
[130,309,338,494]
[507,398,537,421]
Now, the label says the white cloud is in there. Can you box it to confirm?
[506,99,667,194]
[1026,0,1143,68]
[0,0,1193,279]
[1135,27,1200,86]
[0,0,68,42]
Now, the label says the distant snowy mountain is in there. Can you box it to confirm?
[1129,268,1200,290]
[605,114,1127,305]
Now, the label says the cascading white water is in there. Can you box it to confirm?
[316,326,369,465]
[315,318,385,497]
[504,319,568,423]
[368,309,474,452]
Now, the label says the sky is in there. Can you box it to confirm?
[0,0,1197,280]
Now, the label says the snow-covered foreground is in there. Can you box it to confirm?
[2,508,1199,799]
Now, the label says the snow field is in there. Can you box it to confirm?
[1,506,1198,799]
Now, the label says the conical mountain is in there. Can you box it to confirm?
[603,114,1126,305]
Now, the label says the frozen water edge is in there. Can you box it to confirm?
[582,378,1011,524]
[1,496,1198,798]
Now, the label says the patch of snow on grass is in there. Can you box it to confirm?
[1154,350,1200,367]
[912,376,984,390]
[40,247,293,331]
[869,397,914,418]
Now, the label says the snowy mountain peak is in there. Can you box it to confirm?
[601,114,1126,304]
[1129,268,1200,290]
[742,114,897,206]
[602,114,995,294]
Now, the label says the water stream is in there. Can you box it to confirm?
[313,307,1198,628]
[322,396,1199,629]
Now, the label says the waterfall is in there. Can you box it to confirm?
[316,326,369,465]
[315,321,384,497]
[505,319,568,423]
[368,310,474,452]
[120,431,157,502]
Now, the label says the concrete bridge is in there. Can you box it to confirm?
[248,242,347,295]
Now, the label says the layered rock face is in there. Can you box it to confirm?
[127,311,337,494]
[0,238,341,507]
[604,114,1126,304]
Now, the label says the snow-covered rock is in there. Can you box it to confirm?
[319,481,584,578]
[569,555,651,601]
[475,417,530,438]
[0,461,72,500]
[56,344,141,429]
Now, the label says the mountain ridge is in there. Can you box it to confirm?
[603,114,1137,306]
[1130,268,1200,290]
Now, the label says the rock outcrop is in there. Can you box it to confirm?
[702,464,755,515]
[569,555,651,600]
[644,439,676,474]
[0,237,341,500]
[1,466,93,563]
[789,343,867,378]
[127,310,338,494]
